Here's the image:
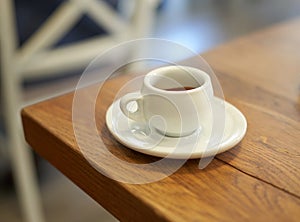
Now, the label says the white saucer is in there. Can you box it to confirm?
[105,96,247,159]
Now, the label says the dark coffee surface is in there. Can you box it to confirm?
[165,86,195,91]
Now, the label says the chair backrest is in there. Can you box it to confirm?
[1,0,160,104]
[16,0,160,79]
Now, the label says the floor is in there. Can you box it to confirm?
[1,0,300,221]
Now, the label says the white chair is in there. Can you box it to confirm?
[0,0,160,221]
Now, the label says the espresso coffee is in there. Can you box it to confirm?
[165,86,196,91]
[120,65,214,137]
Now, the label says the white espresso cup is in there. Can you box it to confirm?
[120,66,214,137]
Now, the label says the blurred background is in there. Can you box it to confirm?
[1,0,300,221]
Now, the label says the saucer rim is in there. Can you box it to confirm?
[105,96,247,159]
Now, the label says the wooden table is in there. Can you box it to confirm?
[22,18,300,222]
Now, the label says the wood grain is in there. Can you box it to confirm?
[21,18,300,221]
[201,19,300,196]
[21,90,300,221]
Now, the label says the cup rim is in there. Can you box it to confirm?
[144,65,211,94]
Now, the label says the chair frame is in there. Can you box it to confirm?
[0,0,159,221]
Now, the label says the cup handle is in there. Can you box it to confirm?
[120,92,144,122]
